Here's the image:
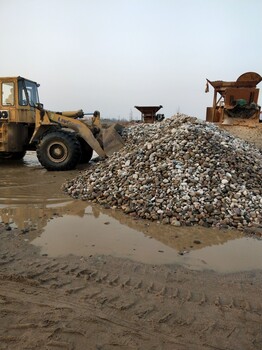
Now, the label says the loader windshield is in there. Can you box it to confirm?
[18,79,40,107]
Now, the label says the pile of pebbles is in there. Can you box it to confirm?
[63,114,262,230]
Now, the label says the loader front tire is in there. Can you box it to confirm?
[36,131,81,171]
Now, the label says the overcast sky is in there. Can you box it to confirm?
[1,0,262,120]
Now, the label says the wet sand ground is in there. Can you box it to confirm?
[0,152,262,349]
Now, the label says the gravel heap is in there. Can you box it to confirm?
[63,114,262,230]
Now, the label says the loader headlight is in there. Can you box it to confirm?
[0,110,9,119]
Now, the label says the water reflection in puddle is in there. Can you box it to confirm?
[184,238,262,273]
[1,152,262,273]
[30,206,262,273]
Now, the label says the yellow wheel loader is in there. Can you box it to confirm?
[0,76,124,170]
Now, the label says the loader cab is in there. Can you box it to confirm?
[1,77,40,109]
[0,76,38,154]
[1,76,42,126]
[18,78,40,107]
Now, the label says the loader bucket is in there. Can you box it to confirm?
[101,123,125,156]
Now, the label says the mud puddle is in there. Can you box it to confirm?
[1,152,262,273]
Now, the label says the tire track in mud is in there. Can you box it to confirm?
[60,262,262,350]
[1,270,262,349]
[12,253,261,316]
[3,253,261,316]
[0,280,190,350]
[0,233,262,349]
[0,276,261,350]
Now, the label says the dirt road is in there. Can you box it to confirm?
[1,225,262,350]
[0,154,262,349]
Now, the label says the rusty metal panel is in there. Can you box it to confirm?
[206,107,213,122]
[224,88,259,108]
[206,107,222,123]
[237,72,262,84]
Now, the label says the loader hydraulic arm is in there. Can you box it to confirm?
[52,112,106,157]
[31,108,107,158]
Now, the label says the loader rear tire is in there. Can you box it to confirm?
[36,131,81,171]
[0,151,26,160]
